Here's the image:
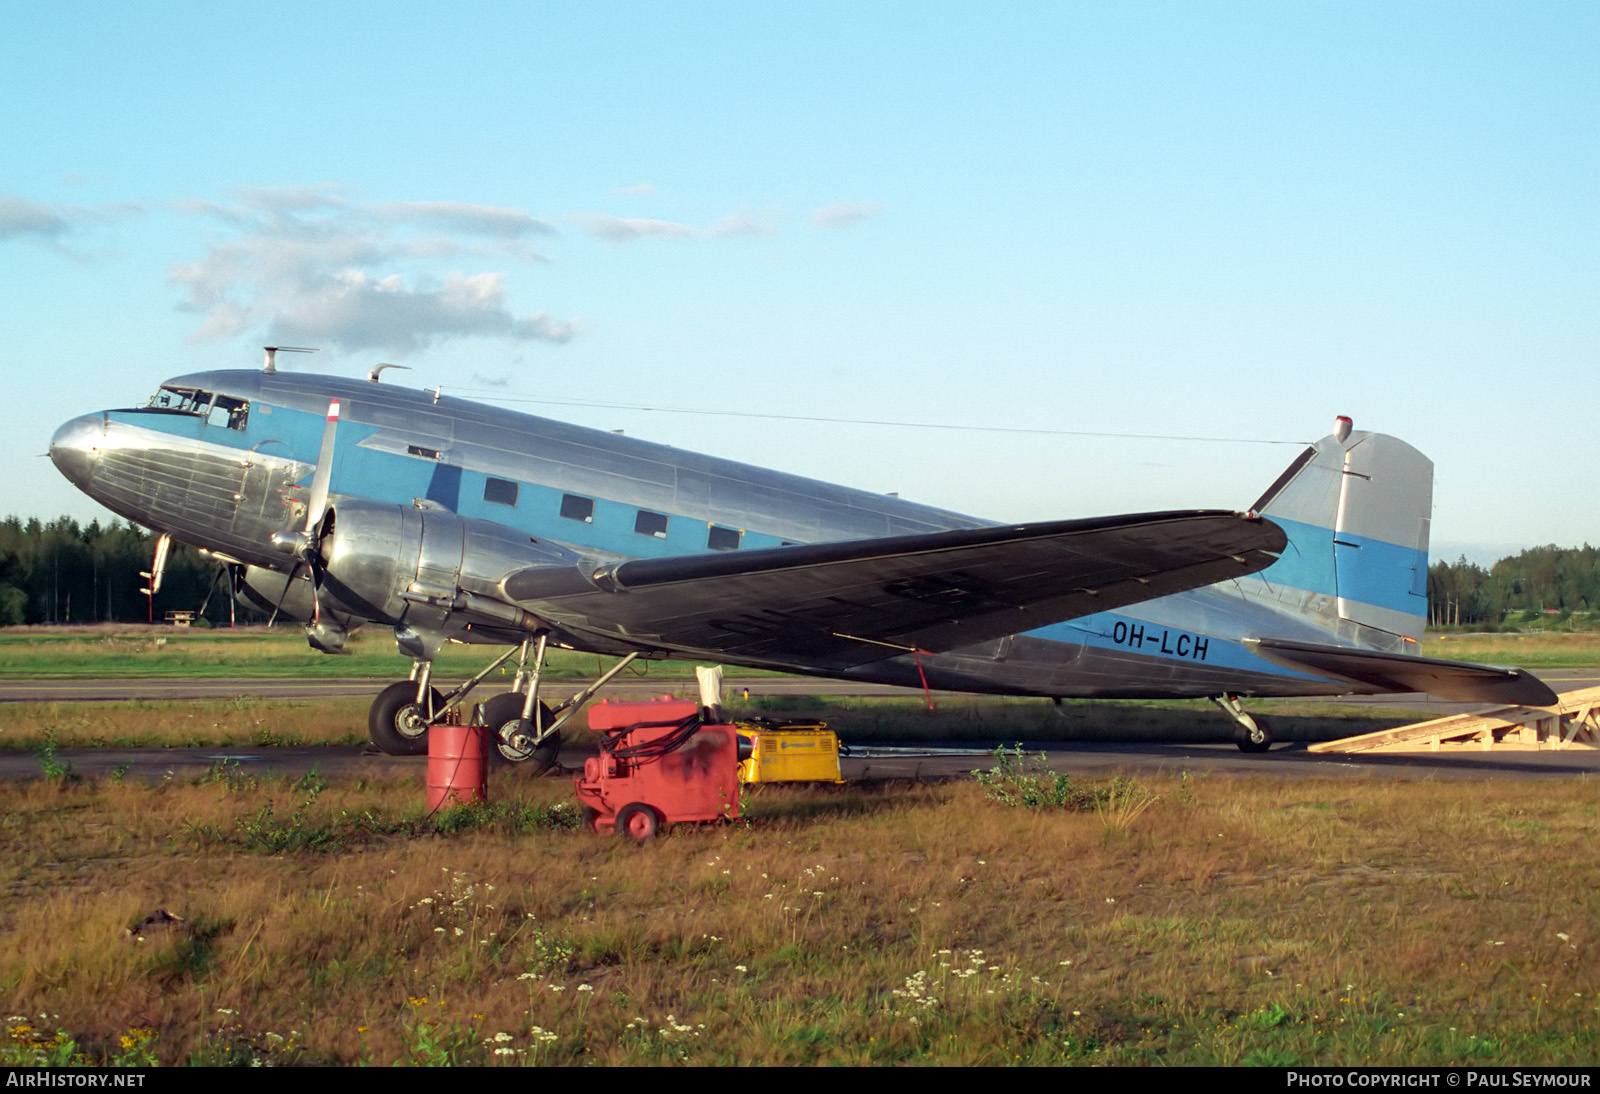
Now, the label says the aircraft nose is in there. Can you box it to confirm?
[49,413,105,489]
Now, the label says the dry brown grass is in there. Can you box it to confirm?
[0,767,1596,1066]
[0,698,372,750]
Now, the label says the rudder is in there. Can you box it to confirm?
[1246,419,1432,650]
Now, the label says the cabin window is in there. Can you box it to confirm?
[484,478,519,507]
[634,509,669,539]
[560,494,594,523]
[707,525,741,551]
[205,395,249,430]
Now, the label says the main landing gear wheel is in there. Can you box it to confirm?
[614,802,661,842]
[1235,716,1274,753]
[368,681,443,756]
[478,692,561,774]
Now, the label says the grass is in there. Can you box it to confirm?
[1424,631,1600,669]
[0,697,374,750]
[2,625,1592,1066]
[0,764,1595,1066]
[0,627,731,681]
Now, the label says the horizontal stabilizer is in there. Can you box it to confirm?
[505,511,1285,669]
[1244,638,1558,706]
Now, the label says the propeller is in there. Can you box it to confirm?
[193,560,227,621]
[269,399,341,626]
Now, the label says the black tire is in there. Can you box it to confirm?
[1235,715,1274,753]
[477,692,561,774]
[369,681,443,756]
[580,805,603,834]
[614,802,661,842]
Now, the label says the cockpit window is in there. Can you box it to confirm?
[148,387,208,414]
[146,387,249,430]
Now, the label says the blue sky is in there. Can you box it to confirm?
[3,1,1594,561]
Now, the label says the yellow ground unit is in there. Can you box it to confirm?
[737,723,845,784]
[1309,686,1600,754]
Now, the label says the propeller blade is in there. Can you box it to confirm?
[304,399,340,537]
[269,399,340,629]
[194,561,228,621]
[266,560,300,628]
[266,560,322,627]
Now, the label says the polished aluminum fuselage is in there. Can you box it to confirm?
[50,370,1374,699]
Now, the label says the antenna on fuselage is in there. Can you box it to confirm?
[368,363,411,384]
[262,346,318,374]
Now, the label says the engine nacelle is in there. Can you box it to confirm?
[314,500,584,636]
[235,564,321,622]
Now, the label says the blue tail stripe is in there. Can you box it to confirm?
[1263,517,1427,617]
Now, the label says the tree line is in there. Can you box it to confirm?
[0,516,247,626]
[1427,545,1600,628]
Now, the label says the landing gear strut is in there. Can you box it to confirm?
[363,632,643,770]
[1212,694,1274,753]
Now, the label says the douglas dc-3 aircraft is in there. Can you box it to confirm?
[48,352,1555,766]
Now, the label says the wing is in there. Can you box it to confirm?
[1244,638,1559,706]
[502,510,1285,671]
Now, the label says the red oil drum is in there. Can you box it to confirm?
[427,724,488,811]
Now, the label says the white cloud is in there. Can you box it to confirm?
[812,201,887,229]
[705,210,777,238]
[0,194,71,242]
[574,213,696,242]
[234,184,350,212]
[573,207,780,242]
[368,200,551,238]
[0,192,139,252]
[516,313,579,342]
[267,270,571,355]
[615,183,657,196]
[171,188,571,356]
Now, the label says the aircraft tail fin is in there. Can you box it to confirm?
[1245,418,1432,651]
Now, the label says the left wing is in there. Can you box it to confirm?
[501,510,1285,670]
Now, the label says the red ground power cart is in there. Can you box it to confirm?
[576,697,742,840]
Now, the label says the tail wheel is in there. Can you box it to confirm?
[614,802,661,842]
[1235,716,1274,753]
[477,692,561,774]
[369,681,443,756]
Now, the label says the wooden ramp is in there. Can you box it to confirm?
[1309,686,1600,754]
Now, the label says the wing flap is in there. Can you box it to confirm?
[1245,637,1558,706]
[503,510,1285,670]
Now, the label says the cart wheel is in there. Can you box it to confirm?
[580,805,604,834]
[614,802,661,842]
